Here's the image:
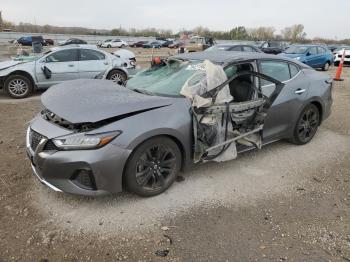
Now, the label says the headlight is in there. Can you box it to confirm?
[52,131,121,150]
[294,57,301,60]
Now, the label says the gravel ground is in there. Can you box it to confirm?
[0,64,349,262]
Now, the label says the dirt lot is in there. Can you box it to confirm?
[0,52,349,261]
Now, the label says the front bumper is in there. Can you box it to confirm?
[26,118,131,196]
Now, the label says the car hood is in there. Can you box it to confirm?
[0,60,26,70]
[41,79,173,124]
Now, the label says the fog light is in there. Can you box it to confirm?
[71,169,97,190]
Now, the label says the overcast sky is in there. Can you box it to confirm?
[2,0,349,39]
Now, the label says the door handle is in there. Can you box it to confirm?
[295,88,306,95]
[68,64,74,67]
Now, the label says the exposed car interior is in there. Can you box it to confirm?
[227,63,255,102]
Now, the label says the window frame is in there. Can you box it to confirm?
[79,48,106,61]
[242,45,254,52]
[308,46,318,55]
[257,59,301,88]
[317,47,326,54]
[228,45,244,51]
[45,48,79,63]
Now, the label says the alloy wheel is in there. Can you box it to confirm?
[135,145,177,192]
[110,73,125,84]
[296,106,319,143]
[8,79,29,97]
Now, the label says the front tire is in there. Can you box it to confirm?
[322,61,330,71]
[107,70,127,85]
[124,137,182,197]
[290,104,320,145]
[4,74,33,99]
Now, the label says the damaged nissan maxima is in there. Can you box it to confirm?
[26,51,333,197]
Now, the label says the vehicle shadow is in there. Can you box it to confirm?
[0,89,45,103]
[30,128,350,234]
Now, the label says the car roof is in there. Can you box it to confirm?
[290,44,324,47]
[172,51,308,67]
[50,45,99,51]
[215,43,254,47]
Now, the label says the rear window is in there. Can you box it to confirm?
[260,61,290,84]
[80,49,105,61]
[289,64,300,78]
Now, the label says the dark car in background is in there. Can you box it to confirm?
[161,40,174,47]
[59,38,87,46]
[130,41,148,47]
[205,44,263,53]
[280,45,334,71]
[168,41,185,49]
[44,39,54,46]
[16,36,45,46]
[143,41,162,48]
[259,41,287,54]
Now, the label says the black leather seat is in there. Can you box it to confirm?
[229,76,254,102]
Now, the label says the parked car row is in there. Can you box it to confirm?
[98,39,129,48]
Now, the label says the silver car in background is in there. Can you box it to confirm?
[26,51,333,197]
[0,45,133,98]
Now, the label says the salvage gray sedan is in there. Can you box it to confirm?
[26,51,332,197]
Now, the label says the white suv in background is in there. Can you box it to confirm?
[334,47,350,66]
[0,45,134,98]
[101,39,128,48]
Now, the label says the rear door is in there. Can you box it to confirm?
[258,60,309,141]
[317,47,327,67]
[78,49,110,79]
[304,47,318,67]
[35,49,80,87]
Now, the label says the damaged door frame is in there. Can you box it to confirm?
[191,60,285,162]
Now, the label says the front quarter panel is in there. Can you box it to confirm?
[92,97,193,167]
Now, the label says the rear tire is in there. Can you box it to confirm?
[4,74,33,99]
[334,61,340,67]
[290,104,320,145]
[124,137,181,197]
[322,61,330,71]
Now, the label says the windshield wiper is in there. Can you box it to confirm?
[132,88,154,96]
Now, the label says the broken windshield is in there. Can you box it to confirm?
[127,59,202,96]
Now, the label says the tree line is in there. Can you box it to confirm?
[0,18,349,44]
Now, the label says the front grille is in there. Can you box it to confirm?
[30,130,44,151]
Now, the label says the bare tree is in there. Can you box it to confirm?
[281,24,306,42]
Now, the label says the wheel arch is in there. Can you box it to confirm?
[5,70,36,88]
[121,134,187,190]
[310,100,323,124]
[106,68,128,80]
